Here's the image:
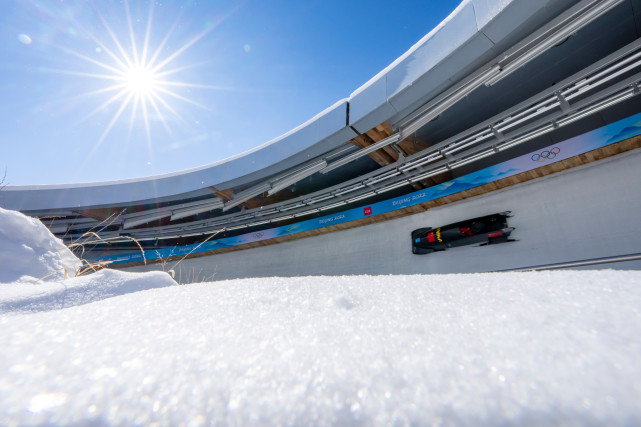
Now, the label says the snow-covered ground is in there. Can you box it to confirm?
[2,207,641,425]
[0,207,177,314]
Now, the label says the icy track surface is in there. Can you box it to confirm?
[2,271,641,425]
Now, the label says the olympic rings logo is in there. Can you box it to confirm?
[254,232,264,239]
[531,147,560,162]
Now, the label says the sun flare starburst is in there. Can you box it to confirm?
[53,0,225,162]
[122,65,160,96]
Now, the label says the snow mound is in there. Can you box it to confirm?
[1,271,641,425]
[0,207,178,312]
[0,207,80,283]
[0,269,177,314]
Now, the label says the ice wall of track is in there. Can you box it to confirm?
[126,149,641,279]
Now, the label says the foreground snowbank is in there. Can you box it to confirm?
[1,271,641,425]
[0,269,177,314]
[0,207,177,314]
[0,207,80,283]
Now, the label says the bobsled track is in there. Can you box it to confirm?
[124,148,641,280]
[3,0,641,279]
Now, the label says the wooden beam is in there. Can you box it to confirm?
[209,187,233,202]
[352,133,396,164]
[211,186,264,210]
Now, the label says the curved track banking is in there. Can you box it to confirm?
[125,147,641,279]
[2,0,641,276]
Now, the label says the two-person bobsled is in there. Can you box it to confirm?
[412,212,515,255]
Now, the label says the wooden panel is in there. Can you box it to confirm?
[243,197,264,210]
[349,121,401,165]
[209,187,233,202]
[72,207,124,222]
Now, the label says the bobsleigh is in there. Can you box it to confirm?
[412,212,515,255]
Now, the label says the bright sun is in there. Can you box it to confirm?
[123,65,160,96]
[62,0,217,156]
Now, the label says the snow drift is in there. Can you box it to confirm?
[1,207,641,425]
[1,272,641,425]
[0,269,178,314]
[0,207,80,283]
[0,207,177,314]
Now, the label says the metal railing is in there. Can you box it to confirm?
[498,253,641,271]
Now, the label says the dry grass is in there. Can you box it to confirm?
[0,167,7,191]
[57,210,221,284]
[155,230,222,284]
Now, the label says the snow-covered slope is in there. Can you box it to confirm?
[1,207,641,424]
[0,269,178,314]
[2,272,641,425]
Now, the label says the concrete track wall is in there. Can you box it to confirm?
[127,149,641,280]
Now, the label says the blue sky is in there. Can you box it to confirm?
[0,0,461,185]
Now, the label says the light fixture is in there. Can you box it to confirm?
[325,143,360,160]
[170,200,225,222]
[376,180,411,194]
[229,214,254,222]
[279,202,307,212]
[222,183,272,212]
[180,232,206,238]
[333,184,366,196]
[498,124,556,151]
[556,88,637,127]
[440,130,493,155]
[319,201,347,211]
[267,160,327,196]
[442,131,496,155]
[254,208,278,217]
[562,50,641,99]
[347,192,376,203]
[449,149,495,169]
[270,215,294,222]
[208,219,231,227]
[305,194,334,204]
[364,169,401,186]
[493,98,560,134]
[129,236,157,242]
[124,211,172,229]
[225,224,249,231]
[321,134,401,174]
[409,166,449,182]
[293,209,320,217]
[399,151,444,172]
